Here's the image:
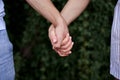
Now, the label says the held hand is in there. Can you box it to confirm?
[49,20,68,48]
[54,20,69,48]
[48,24,74,56]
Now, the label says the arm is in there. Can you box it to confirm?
[26,0,69,49]
[49,0,90,56]
[50,0,90,43]
[26,0,64,26]
[61,0,90,25]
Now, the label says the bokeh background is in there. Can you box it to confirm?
[3,0,117,80]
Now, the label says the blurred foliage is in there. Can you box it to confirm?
[4,0,117,80]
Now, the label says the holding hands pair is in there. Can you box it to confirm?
[26,0,89,57]
[48,23,74,57]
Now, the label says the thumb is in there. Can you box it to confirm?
[51,30,57,44]
[49,26,57,45]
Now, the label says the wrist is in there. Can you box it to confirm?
[56,16,68,28]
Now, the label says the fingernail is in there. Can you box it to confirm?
[72,42,74,45]
[69,51,72,54]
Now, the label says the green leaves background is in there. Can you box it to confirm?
[4,0,117,80]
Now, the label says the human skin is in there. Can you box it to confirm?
[26,0,72,56]
[49,0,90,56]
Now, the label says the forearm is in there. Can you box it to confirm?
[26,0,63,26]
[61,0,90,25]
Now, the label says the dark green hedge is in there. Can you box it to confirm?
[4,0,117,80]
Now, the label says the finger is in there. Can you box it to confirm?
[53,36,73,56]
[57,47,72,55]
[61,37,72,49]
[53,46,71,56]
[49,26,57,45]
[64,51,72,55]
[53,47,69,57]
[60,42,74,53]
[61,33,70,46]
[57,49,71,56]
